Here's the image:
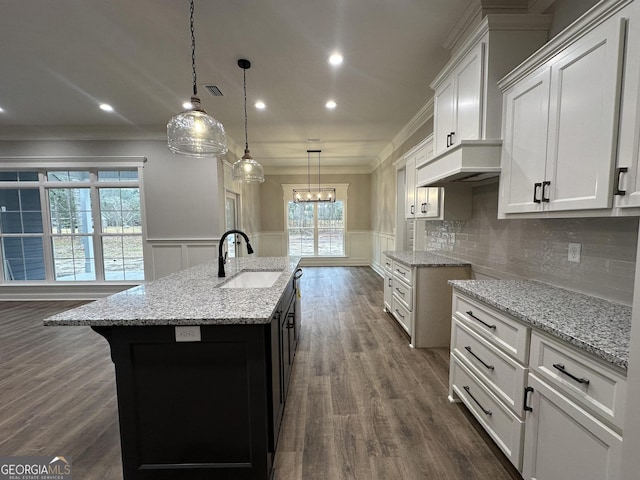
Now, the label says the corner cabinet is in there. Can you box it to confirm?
[499,0,637,217]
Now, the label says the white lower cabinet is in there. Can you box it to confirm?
[522,373,623,480]
[450,290,627,479]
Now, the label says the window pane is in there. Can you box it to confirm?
[47,171,91,182]
[48,188,93,234]
[1,237,45,280]
[288,227,314,256]
[99,188,141,234]
[318,228,345,255]
[52,235,95,281]
[103,235,144,281]
[98,170,139,182]
[0,171,38,182]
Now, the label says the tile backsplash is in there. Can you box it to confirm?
[422,182,639,305]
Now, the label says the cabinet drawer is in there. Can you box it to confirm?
[383,255,393,273]
[392,278,413,310]
[529,332,626,431]
[453,292,530,363]
[392,261,412,286]
[451,356,524,470]
[391,296,411,334]
[452,319,527,415]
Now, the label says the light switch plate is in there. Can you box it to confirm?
[568,243,581,263]
[175,326,201,342]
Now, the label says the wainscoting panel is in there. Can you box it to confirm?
[148,239,220,281]
[371,232,396,276]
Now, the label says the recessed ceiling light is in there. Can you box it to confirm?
[255,101,266,110]
[182,101,193,110]
[0,106,4,113]
[329,53,343,66]
[99,103,114,112]
[326,100,337,109]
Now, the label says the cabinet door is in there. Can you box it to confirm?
[383,270,393,312]
[405,156,416,218]
[544,17,625,211]
[522,374,622,480]
[454,42,484,144]
[615,3,640,208]
[499,68,550,214]
[423,187,440,218]
[434,77,456,156]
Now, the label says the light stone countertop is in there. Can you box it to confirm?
[449,280,631,370]
[44,256,302,327]
[383,250,472,267]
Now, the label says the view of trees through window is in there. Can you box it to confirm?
[287,200,344,256]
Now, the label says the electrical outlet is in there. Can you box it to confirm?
[175,326,201,342]
[568,243,581,263]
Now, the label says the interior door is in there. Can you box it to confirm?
[225,192,239,257]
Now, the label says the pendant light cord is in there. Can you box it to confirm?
[243,68,249,149]
[190,0,197,96]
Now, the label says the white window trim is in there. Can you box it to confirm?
[281,183,349,257]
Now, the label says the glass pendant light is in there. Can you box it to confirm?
[167,0,227,157]
[232,59,265,183]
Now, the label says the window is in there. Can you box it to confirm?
[285,184,347,257]
[0,167,144,283]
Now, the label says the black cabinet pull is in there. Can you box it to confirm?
[541,181,551,202]
[394,309,405,320]
[524,386,534,412]
[553,363,590,385]
[466,310,496,330]
[395,269,406,277]
[615,167,628,196]
[533,182,542,203]
[388,278,392,288]
[395,288,405,296]
[464,346,495,370]
[410,205,414,215]
[446,133,451,148]
[421,203,427,213]
[463,385,492,416]
[450,131,455,146]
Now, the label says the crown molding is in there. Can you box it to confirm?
[264,165,371,176]
[371,98,434,173]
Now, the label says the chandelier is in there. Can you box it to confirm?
[293,150,336,203]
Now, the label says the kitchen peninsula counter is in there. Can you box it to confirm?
[449,279,631,370]
[45,256,303,480]
[384,250,472,268]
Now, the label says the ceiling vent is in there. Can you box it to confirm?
[204,85,223,96]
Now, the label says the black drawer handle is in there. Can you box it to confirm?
[395,269,406,276]
[394,309,405,320]
[464,346,495,370]
[395,288,405,296]
[524,386,534,412]
[410,205,415,215]
[553,363,590,385]
[388,278,392,288]
[615,167,628,196]
[466,311,496,330]
[463,385,492,416]
[446,133,451,148]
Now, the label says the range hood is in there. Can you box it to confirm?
[415,140,502,187]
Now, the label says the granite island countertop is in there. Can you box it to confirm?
[449,280,631,370]
[44,256,301,327]
[384,250,472,267]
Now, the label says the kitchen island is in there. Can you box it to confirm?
[45,256,302,480]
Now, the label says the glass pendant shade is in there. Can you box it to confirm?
[167,96,227,157]
[232,148,265,183]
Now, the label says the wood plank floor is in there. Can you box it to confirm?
[0,267,521,479]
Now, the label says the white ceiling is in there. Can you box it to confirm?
[0,0,472,170]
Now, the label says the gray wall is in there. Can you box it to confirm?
[422,182,638,305]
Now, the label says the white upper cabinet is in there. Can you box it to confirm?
[426,15,550,185]
[433,43,484,156]
[615,0,640,208]
[499,0,633,217]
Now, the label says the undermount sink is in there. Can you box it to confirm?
[218,271,282,289]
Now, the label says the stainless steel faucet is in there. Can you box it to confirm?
[218,230,254,277]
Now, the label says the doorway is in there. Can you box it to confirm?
[225,192,240,258]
